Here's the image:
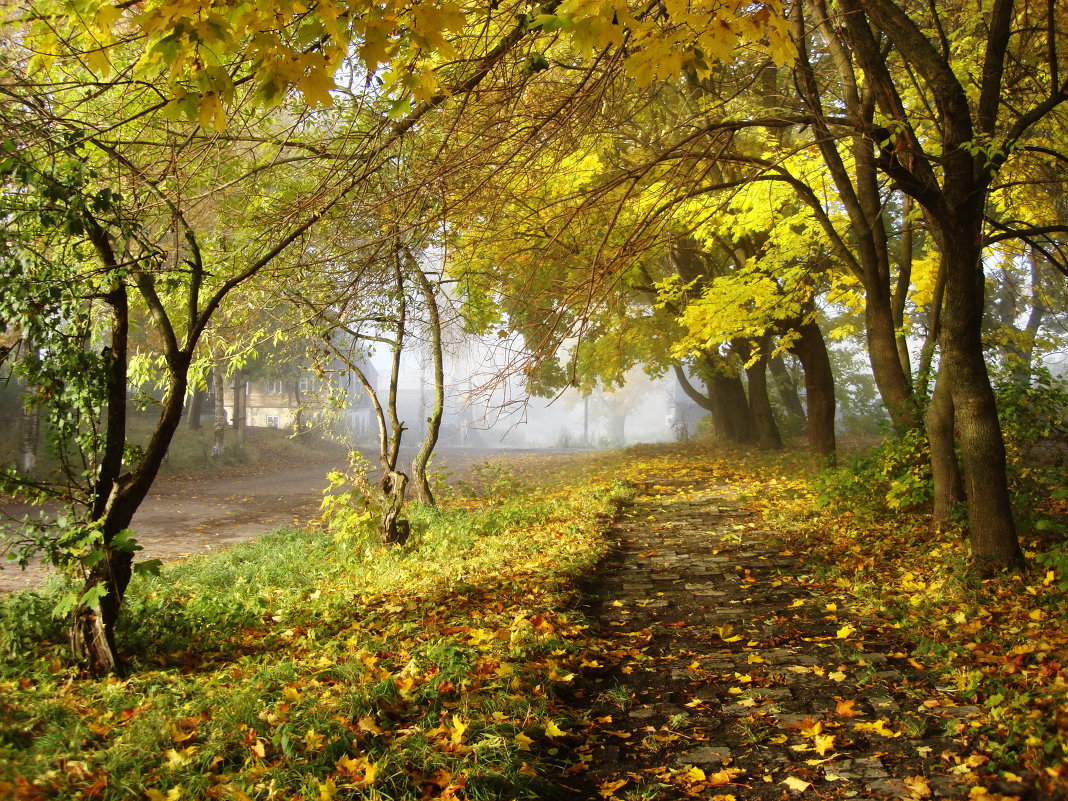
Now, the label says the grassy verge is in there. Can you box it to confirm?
[0,454,631,800]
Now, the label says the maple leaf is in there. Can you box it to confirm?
[905,776,932,798]
[835,699,860,718]
[317,778,338,801]
[515,732,534,750]
[544,719,566,737]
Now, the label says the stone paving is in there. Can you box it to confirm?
[554,470,1003,801]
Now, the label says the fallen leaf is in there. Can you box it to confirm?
[782,776,812,792]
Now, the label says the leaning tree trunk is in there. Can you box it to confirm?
[864,281,917,431]
[791,319,837,459]
[927,359,965,528]
[940,232,1023,570]
[411,262,445,504]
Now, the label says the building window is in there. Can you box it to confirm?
[266,416,279,429]
[299,376,311,392]
[265,380,283,395]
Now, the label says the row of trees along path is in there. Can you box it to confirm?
[548,463,1033,801]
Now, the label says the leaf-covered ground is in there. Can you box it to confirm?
[545,446,1066,801]
[0,443,1065,800]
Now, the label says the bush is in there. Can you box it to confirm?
[814,426,933,515]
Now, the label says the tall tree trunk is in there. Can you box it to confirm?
[70,282,131,675]
[940,231,1023,569]
[186,386,204,430]
[791,320,836,459]
[17,394,40,475]
[714,373,754,444]
[768,353,806,421]
[211,367,226,457]
[742,338,782,449]
[232,368,245,444]
[927,359,964,527]
[411,262,445,505]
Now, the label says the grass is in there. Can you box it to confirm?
[2,438,1065,799]
[0,452,632,800]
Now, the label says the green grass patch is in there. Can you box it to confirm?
[0,455,632,800]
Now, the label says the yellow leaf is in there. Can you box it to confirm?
[905,775,931,798]
[598,777,629,797]
[813,733,836,756]
[854,719,902,738]
[318,777,338,801]
[297,66,336,107]
[357,714,383,735]
[450,714,468,744]
[782,776,812,792]
[544,719,566,738]
[836,625,855,639]
[515,732,534,750]
[685,766,706,782]
[828,671,846,682]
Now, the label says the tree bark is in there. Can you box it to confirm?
[940,230,1023,569]
[411,261,445,505]
[768,353,806,421]
[231,368,245,444]
[713,373,755,444]
[742,338,782,449]
[212,367,226,457]
[17,395,40,475]
[70,281,132,675]
[790,320,836,459]
[186,386,204,430]
[927,360,964,527]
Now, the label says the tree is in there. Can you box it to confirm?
[824,0,1068,569]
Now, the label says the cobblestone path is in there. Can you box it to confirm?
[556,469,1003,801]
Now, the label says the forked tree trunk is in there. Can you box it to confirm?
[927,361,964,527]
[713,373,755,444]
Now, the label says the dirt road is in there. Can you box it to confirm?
[0,458,347,593]
[0,447,571,593]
